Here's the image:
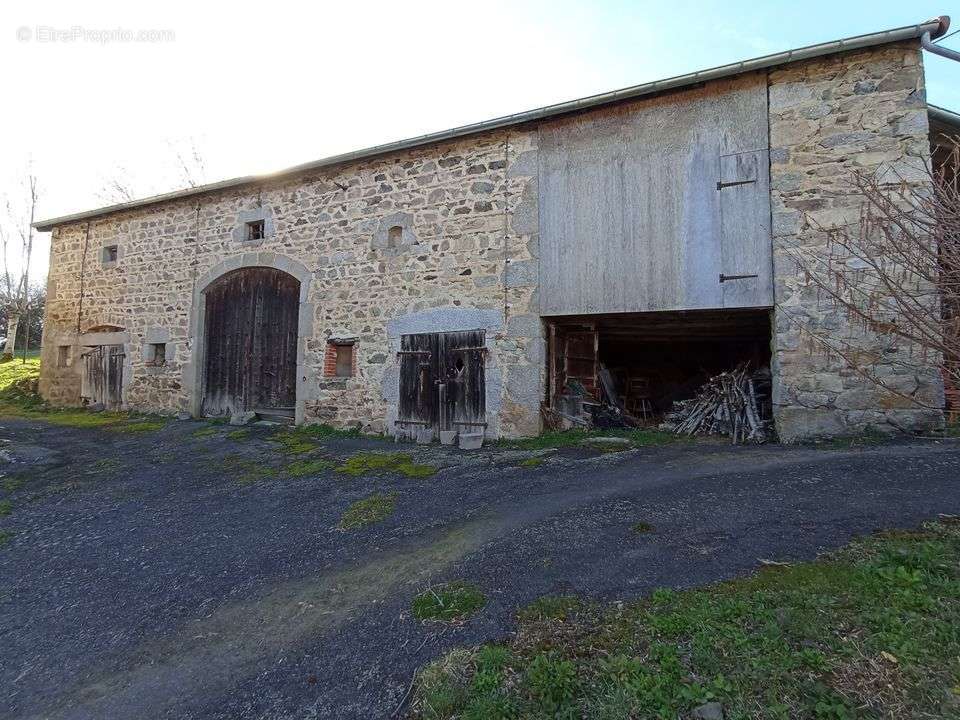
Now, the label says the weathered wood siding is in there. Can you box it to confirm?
[538,72,772,315]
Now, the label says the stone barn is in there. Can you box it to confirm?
[36,17,959,441]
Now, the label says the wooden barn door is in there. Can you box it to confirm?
[397,330,486,433]
[439,330,486,433]
[82,345,125,410]
[202,267,299,416]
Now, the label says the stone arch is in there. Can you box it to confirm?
[185,252,314,423]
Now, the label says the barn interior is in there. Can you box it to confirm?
[545,308,773,425]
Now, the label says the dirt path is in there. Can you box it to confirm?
[1,418,958,719]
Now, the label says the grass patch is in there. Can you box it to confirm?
[222,454,279,484]
[811,428,893,450]
[338,491,397,530]
[227,428,250,441]
[112,419,166,433]
[0,499,11,516]
[285,458,334,477]
[87,458,122,474]
[500,428,682,452]
[518,595,584,623]
[410,522,960,719]
[412,581,487,622]
[335,452,436,479]
[631,521,655,534]
[0,360,168,433]
[271,424,362,455]
[192,426,220,439]
[519,457,544,468]
[0,529,13,549]
[2,477,24,493]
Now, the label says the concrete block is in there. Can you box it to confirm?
[439,430,458,445]
[458,431,484,450]
[230,411,256,426]
[416,427,434,444]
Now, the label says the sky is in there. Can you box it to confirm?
[1,0,958,284]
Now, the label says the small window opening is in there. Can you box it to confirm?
[102,245,118,264]
[326,340,355,378]
[387,225,403,247]
[335,344,353,377]
[246,219,266,241]
[57,345,72,368]
[146,343,166,366]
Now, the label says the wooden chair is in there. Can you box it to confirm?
[626,376,654,421]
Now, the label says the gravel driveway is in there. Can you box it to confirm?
[1,418,959,719]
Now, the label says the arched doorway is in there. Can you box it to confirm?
[201,267,300,418]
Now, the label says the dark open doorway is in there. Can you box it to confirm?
[202,267,299,418]
[546,308,772,423]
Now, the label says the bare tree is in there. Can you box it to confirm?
[1,171,39,362]
[97,138,208,204]
[783,139,960,412]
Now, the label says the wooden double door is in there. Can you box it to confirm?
[202,267,299,416]
[397,330,486,433]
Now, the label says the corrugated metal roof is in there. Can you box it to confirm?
[34,17,949,232]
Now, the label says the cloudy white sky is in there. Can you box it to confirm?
[2,0,958,284]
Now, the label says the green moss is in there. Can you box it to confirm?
[0,530,13,549]
[0,499,11,516]
[519,457,544,468]
[113,419,166,433]
[335,452,437,478]
[518,595,584,622]
[338,492,397,529]
[222,454,279,484]
[192,426,220,439]
[285,458,335,477]
[412,581,487,622]
[410,521,960,719]
[631,521,655,535]
[270,424,363,455]
[500,428,682,451]
[2,477,24,493]
[87,458,122,474]
[227,429,250,441]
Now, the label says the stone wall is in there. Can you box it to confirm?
[39,127,544,438]
[769,40,944,440]
[40,38,948,441]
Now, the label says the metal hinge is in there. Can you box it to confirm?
[716,179,756,190]
[719,273,759,283]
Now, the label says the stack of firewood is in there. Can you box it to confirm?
[661,363,772,443]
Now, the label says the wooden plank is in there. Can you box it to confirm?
[202,268,299,415]
[538,72,771,315]
[719,149,773,308]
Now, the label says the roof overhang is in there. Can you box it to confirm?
[34,16,950,232]
[930,103,960,133]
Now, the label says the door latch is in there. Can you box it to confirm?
[716,179,757,190]
[719,273,759,283]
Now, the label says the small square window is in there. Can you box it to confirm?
[146,343,166,366]
[246,220,266,241]
[325,340,355,378]
[57,345,72,368]
[102,245,118,264]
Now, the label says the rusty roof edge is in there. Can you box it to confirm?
[929,103,960,129]
[34,17,946,232]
